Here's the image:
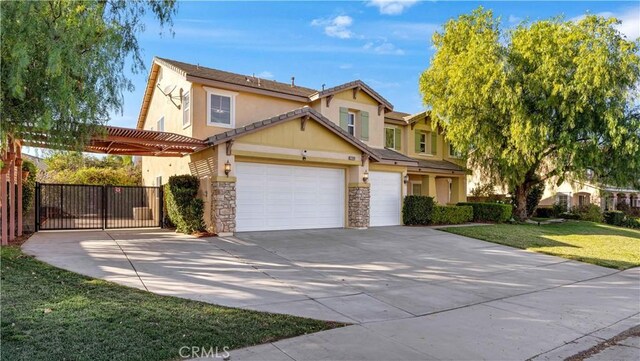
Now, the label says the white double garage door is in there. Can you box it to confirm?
[236,162,401,232]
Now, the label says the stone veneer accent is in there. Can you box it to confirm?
[211,180,236,234]
[348,186,370,228]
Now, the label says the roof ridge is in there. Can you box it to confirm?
[156,57,319,93]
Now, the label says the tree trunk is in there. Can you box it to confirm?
[513,184,528,221]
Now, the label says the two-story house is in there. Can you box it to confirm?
[139,57,467,235]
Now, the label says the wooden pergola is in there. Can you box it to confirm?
[1,126,207,245]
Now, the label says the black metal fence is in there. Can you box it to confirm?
[36,183,162,230]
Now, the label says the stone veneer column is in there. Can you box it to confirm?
[211,180,236,235]
[348,185,370,229]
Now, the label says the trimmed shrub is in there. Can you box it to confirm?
[432,205,473,225]
[457,202,512,223]
[403,196,435,225]
[22,160,37,217]
[572,204,603,222]
[604,211,626,226]
[622,217,640,229]
[534,207,555,218]
[164,175,205,234]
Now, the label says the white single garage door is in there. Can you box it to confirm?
[370,171,402,226]
[236,162,345,232]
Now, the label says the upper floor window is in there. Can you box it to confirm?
[449,143,462,158]
[415,130,437,155]
[385,126,401,150]
[206,87,237,128]
[157,116,164,132]
[418,132,427,153]
[347,112,356,136]
[182,92,190,127]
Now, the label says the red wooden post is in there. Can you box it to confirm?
[16,152,23,237]
[1,166,7,246]
[8,151,15,242]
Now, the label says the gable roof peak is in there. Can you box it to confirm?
[309,79,393,111]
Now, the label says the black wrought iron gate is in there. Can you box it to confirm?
[35,183,163,230]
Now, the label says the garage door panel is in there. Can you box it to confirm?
[370,171,401,227]
[236,162,345,232]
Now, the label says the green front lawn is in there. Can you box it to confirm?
[442,221,640,270]
[0,247,343,361]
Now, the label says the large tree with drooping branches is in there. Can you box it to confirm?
[420,7,640,220]
[0,0,177,152]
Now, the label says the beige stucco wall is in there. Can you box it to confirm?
[189,85,307,139]
[408,173,466,205]
[238,119,359,154]
[141,63,195,186]
[538,180,602,208]
[314,89,385,149]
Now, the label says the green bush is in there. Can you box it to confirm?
[604,211,626,226]
[164,175,205,234]
[403,196,434,225]
[622,217,640,229]
[432,205,473,225]
[21,160,37,217]
[572,204,603,222]
[552,203,566,217]
[457,202,512,223]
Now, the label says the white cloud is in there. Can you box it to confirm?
[367,0,418,16]
[256,71,274,79]
[339,63,353,69]
[363,41,405,55]
[571,7,640,40]
[311,15,354,39]
[386,22,439,40]
[508,15,522,24]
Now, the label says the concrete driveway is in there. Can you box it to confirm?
[23,227,640,360]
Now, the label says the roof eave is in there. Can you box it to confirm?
[186,75,311,103]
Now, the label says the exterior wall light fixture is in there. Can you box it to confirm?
[224,160,231,176]
[403,174,409,184]
[363,170,369,183]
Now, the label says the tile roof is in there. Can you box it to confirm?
[369,148,418,165]
[412,159,467,172]
[206,107,381,161]
[156,57,318,98]
[384,111,410,122]
[310,80,394,110]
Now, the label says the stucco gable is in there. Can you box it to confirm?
[206,107,380,161]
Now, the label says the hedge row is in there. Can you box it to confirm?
[604,211,640,229]
[403,196,473,225]
[164,175,205,234]
[432,205,473,225]
[456,202,512,223]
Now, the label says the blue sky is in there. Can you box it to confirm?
[70,1,640,131]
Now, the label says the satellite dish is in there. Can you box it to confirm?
[163,84,176,95]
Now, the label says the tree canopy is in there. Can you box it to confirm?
[42,152,141,185]
[420,7,640,219]
[1,0,176,151]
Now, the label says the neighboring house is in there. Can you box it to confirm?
[468,172,640,212]
[138,57,467,234]
[538,181,640,211]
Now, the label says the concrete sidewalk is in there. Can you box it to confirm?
[22,227,640,360]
